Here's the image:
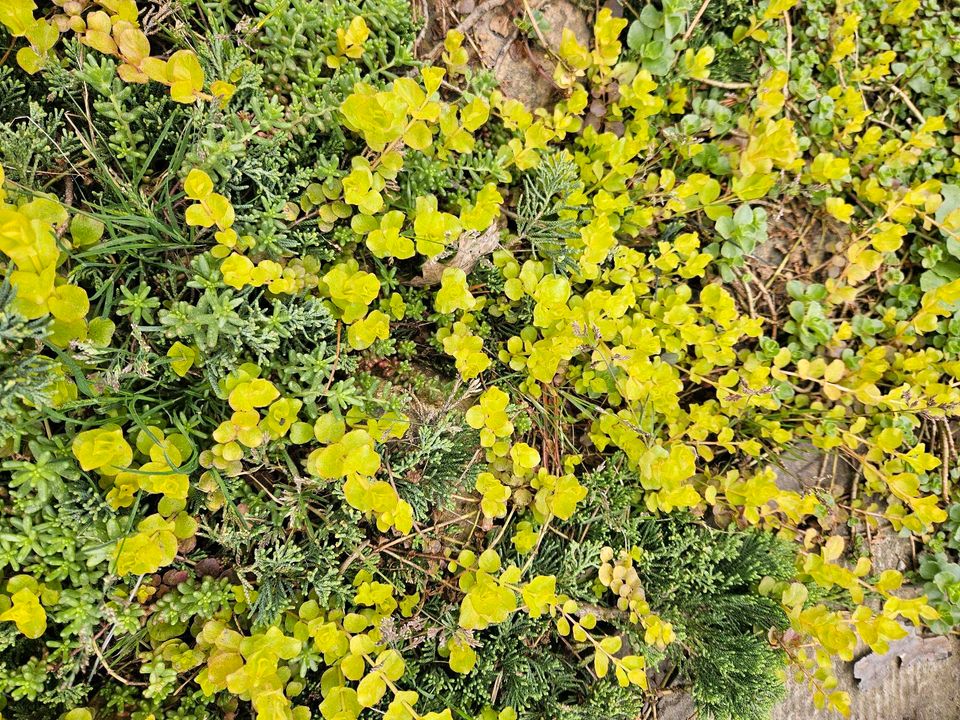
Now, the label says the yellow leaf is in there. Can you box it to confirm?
[141,57,168,83]
[825,197,854,223]
[113,21,151,64]
[47,284,89,322]
[0,586,46,638]
[167,50,205,104]
[184,168,214,200]
[404,121,433,150]
[82,29,118,55]
[447,636,477,674]
[823,535,844,561]
[167,342,197,376]
[0,1,38,37]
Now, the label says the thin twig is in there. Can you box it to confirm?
[494,26,522,72]
[338,510,482,572]
[521,0,553,59]
[730,267,757,318]
[889,83,925,123]
[520,518,551,575]
[942,419,952,502]
[783,10,793,100]
[413,0,430,54]
[764,214,815,289]
[0,39,16,67]
[87,574,145,683]
[90,637,148,687]
[322,321,342,395]
[682,0,711,43]
[488,506,516,549]
[747,269,779,334]
[699,77,752,90]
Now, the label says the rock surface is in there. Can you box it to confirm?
[772,633,960,720]
[472,0,590,109]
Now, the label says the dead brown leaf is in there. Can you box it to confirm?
[411,221,502,286]
[490,13,512,36]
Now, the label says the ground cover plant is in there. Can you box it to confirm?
[0,0,959,718]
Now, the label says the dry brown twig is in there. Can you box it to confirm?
[889,83,925,124]
[682,0,711,43]
[700,77,752,90]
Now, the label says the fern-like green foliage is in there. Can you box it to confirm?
[409,613,589,717]
[516,153,581,273]
[554,682,646,720]
[390,407,483,520]
[689,0,758,83]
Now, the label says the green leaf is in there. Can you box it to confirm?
[15,46,44,74]
[167,341,197,376]
[87,317,115,347]
[68,214,104,248]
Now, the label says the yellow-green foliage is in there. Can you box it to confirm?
[2,0,960,719]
